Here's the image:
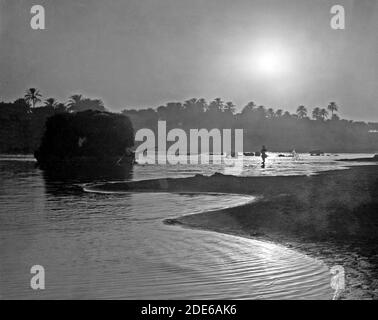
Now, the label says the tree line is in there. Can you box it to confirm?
[122,98,378,153]
[1,89,377,154]
[0,88,107,153]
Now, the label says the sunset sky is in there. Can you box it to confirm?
[1,0,377,121]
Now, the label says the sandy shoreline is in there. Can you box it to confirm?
[92,165,378,300]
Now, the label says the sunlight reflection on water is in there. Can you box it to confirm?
[2,153,372,299]
[132,152,376,180]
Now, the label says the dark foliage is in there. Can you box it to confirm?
[123,98,378,153]
[0,93,109,154]
[1,91,377,155]
[35,110,134,162]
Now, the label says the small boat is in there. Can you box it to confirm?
[310,150,325,156]
[243,152,254,156]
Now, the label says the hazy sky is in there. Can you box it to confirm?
[1,0,377,121]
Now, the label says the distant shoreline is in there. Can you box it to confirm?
[92,165,378,300]
[337,154,378,162]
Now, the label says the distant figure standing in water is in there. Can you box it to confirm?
[261,145,268,168]
[292,149,299,161]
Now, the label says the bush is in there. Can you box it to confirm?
[35,110,134,162]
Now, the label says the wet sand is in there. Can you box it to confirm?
[92,165,378,299]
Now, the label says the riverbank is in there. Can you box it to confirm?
[91,165,378,300]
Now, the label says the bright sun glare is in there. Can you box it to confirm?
[242,41,293,78]
[231,40,294,80]
[256,51,285,75]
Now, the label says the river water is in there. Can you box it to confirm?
[1,153,373,299]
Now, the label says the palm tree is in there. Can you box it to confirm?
[72,98,106,112]
[44,98,58,108]
[275,109,283,117]
[208,98,224,113]
[183,98,197,112]
[224,101,236,114]
[241,101,256,114]
[92,99,105,109]
[327,102,338,118]
[24,88,42,108]
[320,108,329,120]
[296,105,308,119]
[256,105,266,116]
[312,107,321,120]
[266,108,275,119]
[197,98,208,113]
[67,94,83,109]
[54,103,67,113]
[283,111,291,118]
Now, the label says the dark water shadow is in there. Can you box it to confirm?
[41,163,134,197]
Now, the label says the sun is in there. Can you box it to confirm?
[255,48,292,78]
[246,41,293,78]
[257,52,284,75]
[229,39,294,80]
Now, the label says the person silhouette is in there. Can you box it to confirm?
[261,145,268,168]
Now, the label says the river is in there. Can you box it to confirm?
[2,153,371,299]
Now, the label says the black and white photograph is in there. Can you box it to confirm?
[0,0,377,304]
